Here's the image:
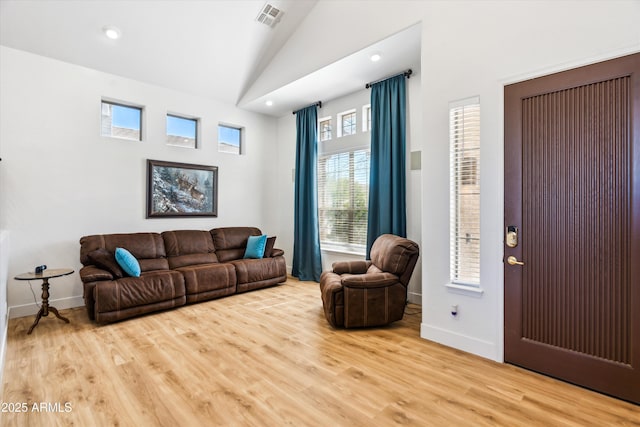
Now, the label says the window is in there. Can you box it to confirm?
[218,124,242,154]
[337,110,356,137]
[449,97,480,287]
[101,100,142,141]
[166,114,198,148]
[362,105,371,132]
[319,117,332,141]
[318,149,370,253]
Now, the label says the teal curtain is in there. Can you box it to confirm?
[366,75,407,258]
[292,105,323,281]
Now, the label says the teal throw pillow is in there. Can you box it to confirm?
[115,247,141,277]
[244,235,267,259]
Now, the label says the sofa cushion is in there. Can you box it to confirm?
[86,248,124,278]
[211,227,262,262]
[162,230,218,269]
[244,235,267,259]
[80,233,169,272]
[176,263,236,303]
[115,247,141,277]
[93,270,186,314]
[230,257,286,286]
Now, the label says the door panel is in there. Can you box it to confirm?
[504,53,640,404]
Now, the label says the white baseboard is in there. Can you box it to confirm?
[420,322,499,362]
[8,295,84,319]
[407,291,421,304]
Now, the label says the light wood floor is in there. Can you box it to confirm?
[2,278,638,426]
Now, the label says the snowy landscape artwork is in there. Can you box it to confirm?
[147,159,218,217]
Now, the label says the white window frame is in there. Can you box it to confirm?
[317,148,370,255]
[362,104,371,132]
[337,109,357,138]
[447,96,482,293]
[319,116,332,142]
[218,123,244,155]
[317,116,370,255]
[100,98,144,142]
[166,113,199,149]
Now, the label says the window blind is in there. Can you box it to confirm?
[449,98,480,286]
[318,149,370,252]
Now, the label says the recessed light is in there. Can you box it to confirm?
[265,100,274,107]
[370,53,382,62]
[103,26,121,40]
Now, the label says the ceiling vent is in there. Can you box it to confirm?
[256,3,284,28]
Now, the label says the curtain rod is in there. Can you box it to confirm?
[292,101,322,115]
[365,69,412,89]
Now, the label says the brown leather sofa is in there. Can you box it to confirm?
[319,234,419,328]
[79,227,286,323]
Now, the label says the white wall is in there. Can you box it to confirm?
[0,47,279,317]
[275,76,423,302]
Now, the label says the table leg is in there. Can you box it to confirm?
[27,307,44,335]
[26,277,70,334]
[48,306,70,323]
[41,278,50,317]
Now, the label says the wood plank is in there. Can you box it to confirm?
[2,278,638,426]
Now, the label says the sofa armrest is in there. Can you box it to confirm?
[79,265,113,282]
[332,260,371,275]
[270,248,284,257]
[341,272,399,288]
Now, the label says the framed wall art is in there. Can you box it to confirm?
[147,159,218,218]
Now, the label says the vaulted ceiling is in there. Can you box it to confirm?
[0,0,421,116]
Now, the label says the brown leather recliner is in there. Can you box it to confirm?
[319,234,419,328]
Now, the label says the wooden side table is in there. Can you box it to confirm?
[14,268,74,334]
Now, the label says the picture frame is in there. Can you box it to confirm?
[147,159,218,218]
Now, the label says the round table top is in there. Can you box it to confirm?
[14,268,74,281]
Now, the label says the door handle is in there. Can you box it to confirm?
[507,256,525,266]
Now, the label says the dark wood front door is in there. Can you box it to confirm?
[504,53,640,404]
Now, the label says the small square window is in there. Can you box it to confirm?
[101,100,142,141]
[341,111,356,136]
[167,114,198,148]
[319,117,332,141]
[337,110,357,137]
[218,124,242,154]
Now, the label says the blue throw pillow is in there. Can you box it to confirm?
[115,247,141,277]
[244,235,267,259]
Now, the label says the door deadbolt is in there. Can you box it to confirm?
[506,226,518,248]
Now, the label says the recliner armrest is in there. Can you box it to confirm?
[79,265,113,282]
[270,248,284,257]
[341,272,399,288]
[332,260,371,275]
